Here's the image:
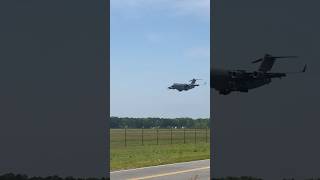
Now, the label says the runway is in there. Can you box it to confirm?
[111,159,209,180]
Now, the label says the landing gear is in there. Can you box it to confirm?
[239,89,249,93]
[219,90,231,95]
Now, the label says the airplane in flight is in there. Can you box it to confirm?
[168,78,203,92]
[211,54,307,95]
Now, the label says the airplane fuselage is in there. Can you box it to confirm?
[169,83,199,92]
[210,54,305,95]
[211,68,286,95]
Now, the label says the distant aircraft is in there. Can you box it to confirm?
[211,54,307,95]
[168,78,202,92]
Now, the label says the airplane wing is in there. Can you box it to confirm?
[229,71,286,80]
[263,72,287,78]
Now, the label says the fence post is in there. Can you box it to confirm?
[206,128,208,143]
[194,128,197,144]
[142,127,144,146]
[157,128,159,145]
[124,128,127,147]
[170,127,173,144]
[184,128,186,144]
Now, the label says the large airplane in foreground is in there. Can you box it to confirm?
[211,54,307,95]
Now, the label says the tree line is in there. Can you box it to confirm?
[110,117,209,129]
[0,173,264,180]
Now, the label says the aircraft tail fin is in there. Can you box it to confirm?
[252,54,298,72]
[189,78,202,85]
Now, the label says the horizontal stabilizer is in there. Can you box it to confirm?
[252,54,299,72]
[252,58,263,64]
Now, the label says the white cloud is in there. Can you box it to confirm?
[111,0,210,17]
[145,32,162,43]
[185,47,210,59]
[172,0,210,17]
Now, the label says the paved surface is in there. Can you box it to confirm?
[111,159,210,180]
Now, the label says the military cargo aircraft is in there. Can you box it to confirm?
[211,54,307,95]
[168,78,202,92]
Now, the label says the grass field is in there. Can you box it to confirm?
[110,128,210,170]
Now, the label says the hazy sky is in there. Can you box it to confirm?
[111,0,210,118]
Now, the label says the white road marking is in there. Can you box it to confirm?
[110,159,209,173]
[127,166,210,180]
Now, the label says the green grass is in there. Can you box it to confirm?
[111,143,209,171]
[111,128,210,147]
[110,128,210,171]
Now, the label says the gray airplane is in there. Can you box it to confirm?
[211,54,307,95]
[168,79,202,92]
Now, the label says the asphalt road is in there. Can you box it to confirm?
[111,159,210,180]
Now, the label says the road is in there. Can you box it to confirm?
[111,159,209,180]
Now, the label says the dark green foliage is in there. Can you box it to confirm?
[213,177,263,180]
[3,174,320,180]
[0,174,264,180]
[0,174,109,180]
[110,117,209,128]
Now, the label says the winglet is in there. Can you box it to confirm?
[302,64,307,73]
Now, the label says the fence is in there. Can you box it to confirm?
[111,128,210,147]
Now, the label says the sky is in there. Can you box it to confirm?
[110,0,210,118]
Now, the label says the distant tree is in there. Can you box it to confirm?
[110,117,209,128]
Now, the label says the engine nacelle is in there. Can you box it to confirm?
[253,71,263,78]
[230,71,237,78]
